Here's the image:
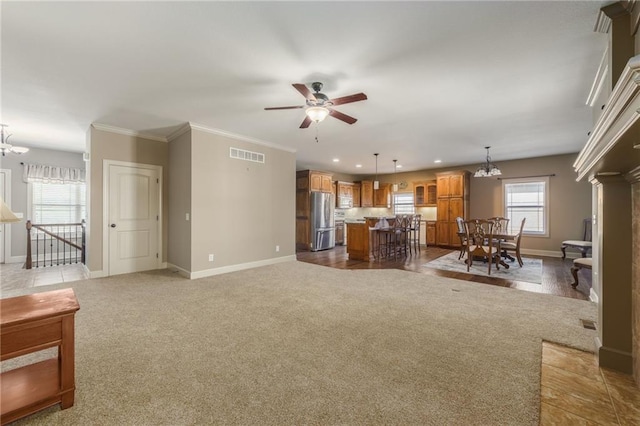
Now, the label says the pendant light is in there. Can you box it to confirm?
[392,159,399,192]
[373,153,380,190]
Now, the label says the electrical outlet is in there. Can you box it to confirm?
[186,213,190,221]
[276,245,280,252]
[208,254,214,262]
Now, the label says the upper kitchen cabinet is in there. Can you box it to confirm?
[374,183,391,208]
[335,181,354,208]
[358,180,374,207]
[435,170,470,247]
[413,181,437,207]
[436,172,466,198]
[299,170,333,193]
[352,183,361,208]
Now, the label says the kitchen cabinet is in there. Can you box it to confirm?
[335,221,345,245]
[414,181,437,207]
[426,221,437,246]
[306,170,333,193]
[352,183,361,208]
[373,183,391,207]
[335,181,354,208]
[296,170,334,251]
[357,181,374,207]
[435,170,470,247]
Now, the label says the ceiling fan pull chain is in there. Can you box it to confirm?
[315,123,319,143]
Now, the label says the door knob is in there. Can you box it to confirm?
[110,224,116,228]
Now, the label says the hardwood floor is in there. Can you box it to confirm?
[297,244,591,300]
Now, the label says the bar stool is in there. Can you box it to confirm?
[408,214,421,254]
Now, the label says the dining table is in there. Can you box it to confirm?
[458,231,518,269]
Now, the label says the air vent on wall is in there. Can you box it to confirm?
[230,147,265,163]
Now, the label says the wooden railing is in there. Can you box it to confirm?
[26,220,86,269]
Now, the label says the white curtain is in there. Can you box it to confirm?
[23,163,86,183]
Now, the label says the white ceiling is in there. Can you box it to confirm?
[1,1,609,175]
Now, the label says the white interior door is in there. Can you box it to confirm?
[107,163,160,276]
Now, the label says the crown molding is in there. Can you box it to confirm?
[166,122,192,141]
[574,54,640,181]
[586,47,609,107]
[92,121,296,154]
[188,122,297,153]
[91,123,167,143]
[594,10,612,33]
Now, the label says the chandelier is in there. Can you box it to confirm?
[0,124,29,156]
[474,146,501,177]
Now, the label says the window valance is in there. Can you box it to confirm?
[23,163,86,183]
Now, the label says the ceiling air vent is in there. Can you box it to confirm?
[229,147,265,164]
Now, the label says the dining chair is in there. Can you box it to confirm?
[488,216,513,261]
[463,219,501,275]
[500,217,526,267]
[455,217,468,259]
[561,218,592,259]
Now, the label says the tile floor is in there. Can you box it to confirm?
[0,262,88,295]
[1,263,639,425]
[541,342,640,425]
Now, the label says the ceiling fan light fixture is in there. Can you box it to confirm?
[474,146,501,178]
[305,106,330,123]
[0,124,29,156]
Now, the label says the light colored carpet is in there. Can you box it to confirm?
[424,251,543,284]
[3,261,596,425]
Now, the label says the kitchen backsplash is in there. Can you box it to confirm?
[339,206,437,221]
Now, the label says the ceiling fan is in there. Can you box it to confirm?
[265,82,367,128]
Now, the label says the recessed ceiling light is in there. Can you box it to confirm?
[332,158,339,162]
[355,164,362,168]
[434,159,442,163]
[397,165,403,169]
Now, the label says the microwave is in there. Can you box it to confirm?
[338,196,353,209]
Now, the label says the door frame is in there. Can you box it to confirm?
[0,169,12,264]
[102,160,163,276]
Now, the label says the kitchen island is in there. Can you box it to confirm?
[346,217,395,261]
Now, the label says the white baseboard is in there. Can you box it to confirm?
[166,263,191,279]
[181,255,297,280]
[520,249,581,259]
[589,288,599,303]
[89,269,106,279]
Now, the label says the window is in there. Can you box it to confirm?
[393,192,415,215]
[29,181,86,225]
[502,177,548,236]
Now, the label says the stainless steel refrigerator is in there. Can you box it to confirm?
[310,192,335,251]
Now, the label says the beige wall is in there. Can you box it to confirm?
[167,129,192,271]
[189,128,295,273]
[87,127,169,274]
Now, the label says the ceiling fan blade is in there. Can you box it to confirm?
[299,116,312,129]
[330,93,367,106]
[328,108,357,125]
[264,105,305,110]
[293,83,317,102]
